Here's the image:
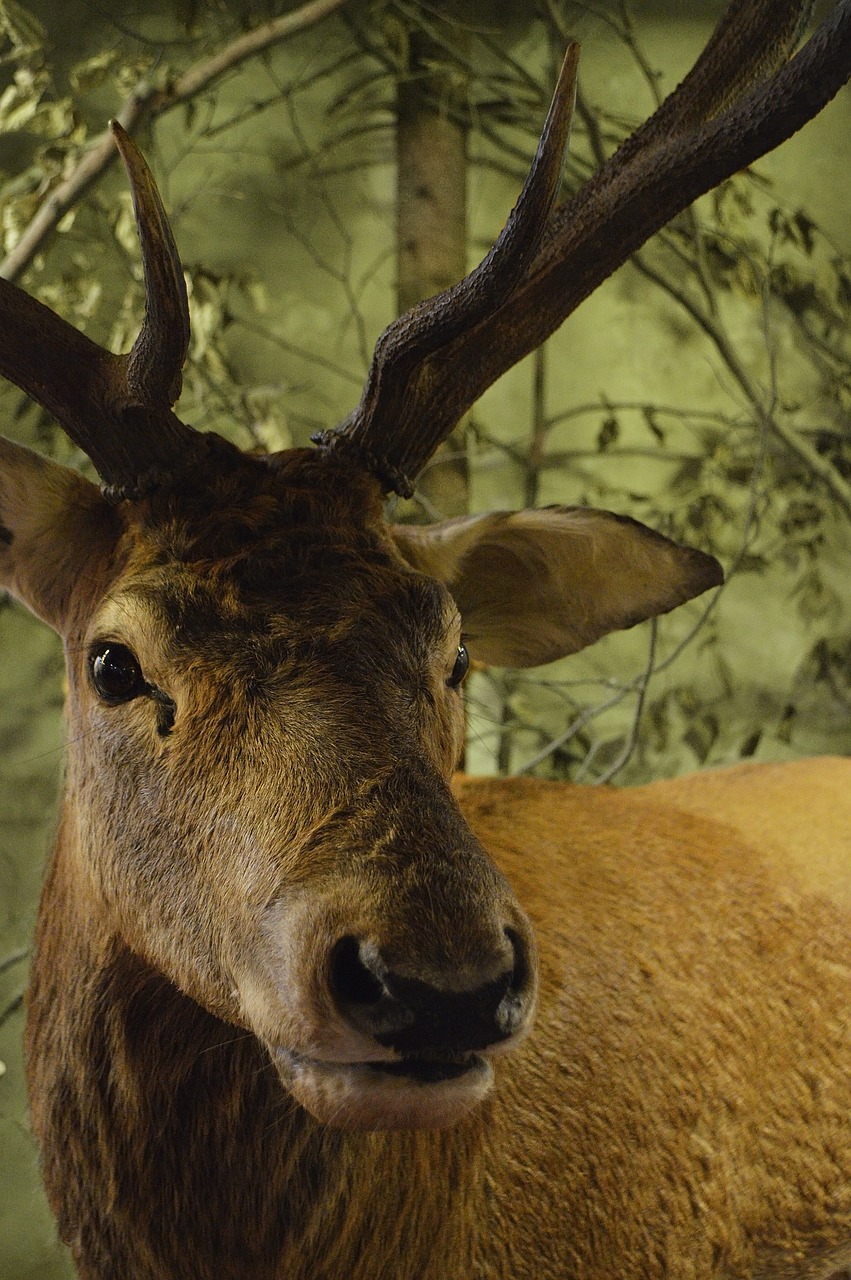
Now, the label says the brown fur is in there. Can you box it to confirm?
[24,769,851,1279]
[0,441,847,1278]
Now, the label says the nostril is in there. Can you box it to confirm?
[329,930,534,1049]
[495,927,534,1039]
[503,926,531,997]
[330,936,386,1009]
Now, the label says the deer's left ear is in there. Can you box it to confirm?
[0,436,120,632]
[391,506,723,668]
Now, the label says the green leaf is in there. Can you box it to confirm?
[69,50,119,95]
[0,0,45,54]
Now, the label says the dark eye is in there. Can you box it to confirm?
[446,643,469,690]
[89,643,147,704]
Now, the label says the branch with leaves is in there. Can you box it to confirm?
[0,0,350,281]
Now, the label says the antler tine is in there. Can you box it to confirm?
[0,275,120,460]
[110,122,191,410]
[317,0,849,499]
[426,0,851,432]
[314,43,580,496]
[611,0,812,167]
[0,124,197,497]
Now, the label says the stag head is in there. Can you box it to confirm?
[1,1,848,1130]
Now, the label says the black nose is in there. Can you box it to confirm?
[329,929,532,1055]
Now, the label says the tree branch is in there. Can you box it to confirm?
[631,253,851,520]
[0,0,350,282]
[0,947,28,976]
[0,991,23,1029]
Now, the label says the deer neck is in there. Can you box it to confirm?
[25,810,488,1280]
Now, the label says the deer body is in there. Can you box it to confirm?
[26,754,851,1279]
[1,4,850,1276]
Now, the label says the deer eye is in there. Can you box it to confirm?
[89,643,147,704]
[446,644,469,690]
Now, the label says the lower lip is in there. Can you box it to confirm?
[270,1048,494,1129]
[360,1054,484,1084]
[280,1050,486,1086]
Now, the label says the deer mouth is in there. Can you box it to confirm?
[367,1054,482,1084]
[269,1047,493,1129]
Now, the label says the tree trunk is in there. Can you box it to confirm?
[396,27,470,517]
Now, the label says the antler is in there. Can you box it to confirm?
[314,43,579,495]
[316,0,851,498]
[0,122,197,496]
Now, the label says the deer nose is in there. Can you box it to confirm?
[329,929,533,1054]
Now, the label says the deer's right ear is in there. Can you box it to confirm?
[391,506,723,668]
[0,437,119,632]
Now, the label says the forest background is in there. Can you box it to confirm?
[0,0,848,1274]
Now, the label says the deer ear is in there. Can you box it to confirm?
[0,437,119,633]
[391,506,723,668]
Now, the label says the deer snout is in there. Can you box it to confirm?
[329,926,534,1055]
[249,875,539,1128]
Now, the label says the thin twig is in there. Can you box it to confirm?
[526,344,548,508]
[544,396,746,433]
[0,991,23,1028]
[632,253,851,519]
[1,0,350,282]
[0,947,28,976]
[516,683,634,774]
[200,47,364,141]
[591,617,658,784]
[234,317,364,387]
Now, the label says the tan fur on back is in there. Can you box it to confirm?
[454,763,851,1279]
[642,758,851,910]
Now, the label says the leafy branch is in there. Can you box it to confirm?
[0,0,351,282]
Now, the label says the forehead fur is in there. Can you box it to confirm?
[132,448,387,568]
[103,446,453,667]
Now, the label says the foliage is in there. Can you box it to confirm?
[0,0,848,789]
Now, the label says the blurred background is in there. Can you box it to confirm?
[0,0,848,1274]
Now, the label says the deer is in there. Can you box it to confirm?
[1,1,850,1277]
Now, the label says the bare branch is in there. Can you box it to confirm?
[631,252,851,519]
[525,344,548,508]
[0,991,23,1028]
[589,618,658,784]
[0,0,350,282]
[0,947,28,976]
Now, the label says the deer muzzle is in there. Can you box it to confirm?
[236,787,538,1129]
